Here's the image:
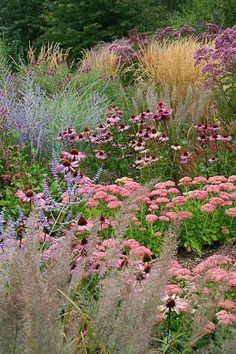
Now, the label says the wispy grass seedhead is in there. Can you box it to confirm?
[80,47,121,79]
[0,214,72,353]
[28,43,70,69]
[136,38,205,102]
[94,225,179,354]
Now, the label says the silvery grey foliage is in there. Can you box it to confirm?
[2,70,110,157]
[7,72,52,157]
[46,80,110,153]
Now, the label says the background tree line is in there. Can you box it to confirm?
[0,0,235,60]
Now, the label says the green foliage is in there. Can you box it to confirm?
[0,38,11,82]
[221,0,236,27]
[19,61,74,95]
[171,0,235,29]
[0,0,45,58]
[215,65,236,127]
[41,0,168,59]
[0,129,48,215]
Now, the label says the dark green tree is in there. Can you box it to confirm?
[0,0,45,58]
[163,0,187,11]
[221,0,236,27]
[40,0,168,59]
[172,0,236,29]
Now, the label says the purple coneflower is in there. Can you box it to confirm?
[171,144,181,151]
[61,148,86,162]
[95,150,107,160]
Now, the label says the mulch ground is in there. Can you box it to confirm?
[177,239,236,269]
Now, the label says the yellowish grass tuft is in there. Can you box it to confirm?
[136,38,207,101]
[79,47,121,78]
[28,43,70,69]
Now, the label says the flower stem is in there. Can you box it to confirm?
[167,308,172,344]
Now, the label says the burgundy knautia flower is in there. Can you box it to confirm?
[60,75,73,86]
[46,68,56,77]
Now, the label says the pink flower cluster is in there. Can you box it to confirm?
[56,101,174,169]
[44,235,153,276]
[216,310,236,326]
[195,27,236,87]
[14,171,236,256]
[160,252,236,331]
[195,123,232,144]
[156,25,195,41]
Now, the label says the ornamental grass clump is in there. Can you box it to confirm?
[93,226,179,354]
[28,43,69,68]
[79,47,121,79]
[0,214,70,353]
[136,38,205,102]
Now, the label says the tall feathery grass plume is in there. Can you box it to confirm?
[61,218,110,353]
[113,182,150,240]
[136,38,207,102]
[132,83,214,134]
[0,213,74,353]
[79,46,121,79]
[27,43,70,69]
[93,225,179,354]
